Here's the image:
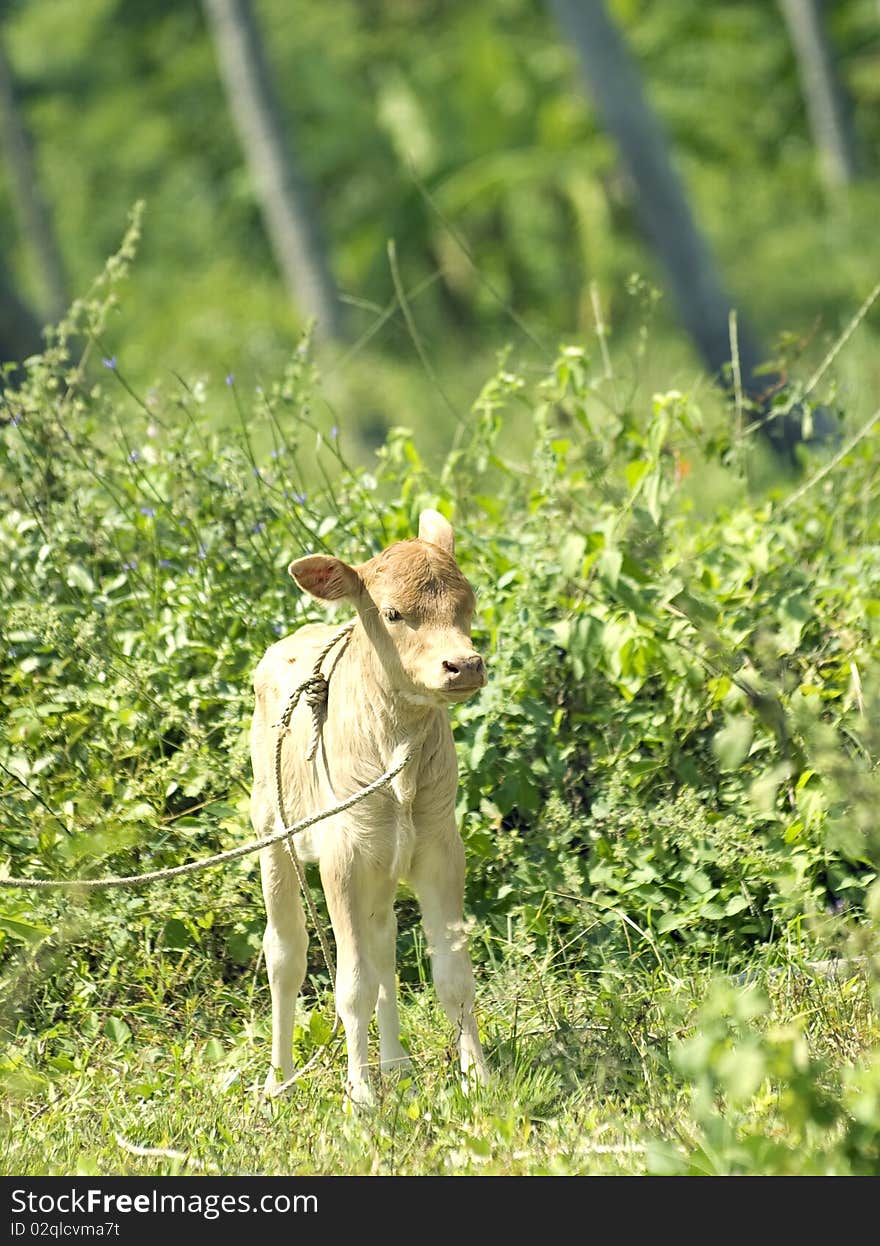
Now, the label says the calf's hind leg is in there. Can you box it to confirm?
[260,839,308,1094]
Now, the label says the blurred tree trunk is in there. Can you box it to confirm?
[550,0,832,456]
[202,0,343,341]
[778,0,859,188]
[548,2,771,386]
[0,34,66,321]
[0,263,41,364]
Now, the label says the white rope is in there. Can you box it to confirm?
[0,751,409,891]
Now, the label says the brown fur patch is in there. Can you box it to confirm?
[360,540,475,620]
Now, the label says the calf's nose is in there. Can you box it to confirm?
[442,654,486,683]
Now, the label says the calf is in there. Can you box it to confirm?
[250,509,489,1103]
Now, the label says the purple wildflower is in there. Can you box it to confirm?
[330,425,339,439]
[128,448,141,463]
[225,373,234,387]
[273,623,284,636]
[122,560,138,572]
[140,506,156,518]
[197,544,207,560]
[158,558,172,568]
[102,356,117,371]
[252,521,265,535]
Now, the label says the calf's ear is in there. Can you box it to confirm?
[288,555,362,602]
[418,508,455,554]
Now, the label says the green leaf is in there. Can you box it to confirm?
[625,459,650,491]
[656,912,686,933]
[47,1055,77,1073]
[309,1011,332,1046]
[103,1016,132,1045]
[597,547,622,590]
[713,716,754,771]
[162,918,195,950]
[559,533,586,578]
[66,564,95,593]
[226,928,261,964]
[203,1038,224,1064]
[469,721,489,769]
[716,1045,766,1104]
[0,913,52,942]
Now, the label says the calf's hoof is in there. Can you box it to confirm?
[263,1066,293,1098]
[380,1053,413,1079]
[343,1077,377,1111]
[460,1057,489,1096]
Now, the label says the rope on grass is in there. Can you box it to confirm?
[114,1134,219,1173]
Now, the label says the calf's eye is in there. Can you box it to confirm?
[383,607,403,623]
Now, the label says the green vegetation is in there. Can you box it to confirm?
[1,231,879,1175]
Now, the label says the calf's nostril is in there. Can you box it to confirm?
[443,655,485,681]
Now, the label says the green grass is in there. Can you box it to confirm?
[2,918,877,1175]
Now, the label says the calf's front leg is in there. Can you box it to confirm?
[410,832,488,1087]
[320,838,395,1106]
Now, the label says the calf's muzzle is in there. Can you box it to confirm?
[441,652,486,690]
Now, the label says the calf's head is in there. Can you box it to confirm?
[289,510,486,705]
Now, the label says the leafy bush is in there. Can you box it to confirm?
[3,223,880,950]
[2,233,880,1173]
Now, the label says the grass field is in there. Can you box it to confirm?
[3,896,877,1176]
